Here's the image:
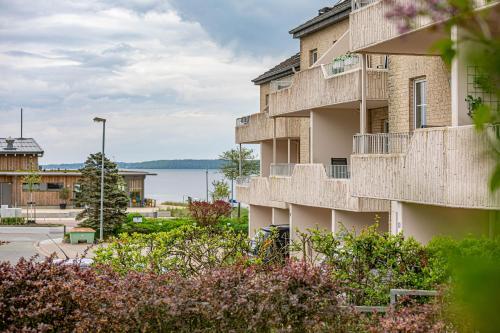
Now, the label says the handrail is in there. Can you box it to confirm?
[353,132,412,154]
[270,163,296,177]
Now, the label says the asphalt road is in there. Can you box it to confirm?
[0,227,64,264]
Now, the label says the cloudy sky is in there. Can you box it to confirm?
[0,0,331,163]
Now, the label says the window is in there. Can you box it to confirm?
[265,94,269,107]
[22,182,63,192]
[309,49,318,67]
[22,183,40,192]
[46,183,64,191]
[414,79,427,129]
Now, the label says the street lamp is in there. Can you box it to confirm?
[93,117,106,241]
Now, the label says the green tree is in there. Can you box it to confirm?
[211,180,230,201]
[219,147,259,217]
[76,153,129,237]
[22,167,41,223]
[387,0,499,191]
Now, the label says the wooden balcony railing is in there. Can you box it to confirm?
[235,112,303,144]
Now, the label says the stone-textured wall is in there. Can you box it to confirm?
[259,83,270,113]
[299,118,310,164]
[299,19,349,70]
[369,107,388,133]
[387,55,451,133]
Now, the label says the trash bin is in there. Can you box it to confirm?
[69,228,96,244]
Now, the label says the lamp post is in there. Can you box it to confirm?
[93,117,106,241]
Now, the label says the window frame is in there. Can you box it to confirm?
[413,78,427,129]
[309,49,318,67]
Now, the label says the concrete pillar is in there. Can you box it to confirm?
[272,207,290,226]
[451,25,473,126]
[287,139,291,164]
[273,118,277,164]
[390,201,403,235]
[248,204,272,237]
[360,54,367,134]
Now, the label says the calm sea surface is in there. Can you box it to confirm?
[139,169,227,203]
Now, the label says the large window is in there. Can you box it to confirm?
[414,79,427,129]
[22,182,64,192]
[309,49,318,67]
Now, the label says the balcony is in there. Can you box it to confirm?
[269,164,389,211]
[235,176,287,209]
[235,112,303,144]
[350,126,500,209]
[270,163,296,177]
[349,0,494,55]
[268,58,388,117]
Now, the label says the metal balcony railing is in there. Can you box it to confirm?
[270,163,296,177]
[270,79,293,92]
[327,165,350,179]
[353,133,412,154]
[235,176,252,186]
[352,0,378,10]
[236,116,250,127]
[323,54,360,78]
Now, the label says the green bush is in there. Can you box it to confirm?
[0,217,26,225]
[292,223,430,305]
[120,213,248,235]
[94,225,250,276]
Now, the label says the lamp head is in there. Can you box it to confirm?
[93,117,106,123]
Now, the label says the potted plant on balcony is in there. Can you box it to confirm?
[59,187,71,210]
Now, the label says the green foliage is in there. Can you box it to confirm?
[75,152,129,237]
[219,147,259,181]
[22,169,41,193]
[58,187,71,202]
[210,179,230,201]
[0,217,26,225]
[188,200,232,227]
[292,223,430,305]
[94,225,250,276]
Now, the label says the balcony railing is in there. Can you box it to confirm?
[327,165,351,179]
[270,79,293,92]
[270,163,296,177]
[353,133,412,154]
[323,54,360,78]
[352,0,378,10]
[235,116,250,127]
[236,176,252,186]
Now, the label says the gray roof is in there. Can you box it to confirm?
[0,138,44,156]
[289,0,351,39]
[252,53,300,85]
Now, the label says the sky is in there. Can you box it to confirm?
[0,0,332,164]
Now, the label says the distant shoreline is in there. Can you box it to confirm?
[42,159,258,170]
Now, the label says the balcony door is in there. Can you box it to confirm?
[413,79,427,129]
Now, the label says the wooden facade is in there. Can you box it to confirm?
[0,155,38,171]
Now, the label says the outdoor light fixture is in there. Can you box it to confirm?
[94,117,106,241]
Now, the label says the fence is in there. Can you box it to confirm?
[323,54,360,78]
[353,132,412,154]
[327,165,350,179]
[270,163,296,177]
[235,176,252,186]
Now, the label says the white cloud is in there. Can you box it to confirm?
[0,0,276,163]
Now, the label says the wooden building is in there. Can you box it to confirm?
[0,137,153,208]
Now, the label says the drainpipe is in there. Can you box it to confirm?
[273,118,277,164]
[287,139,291,164]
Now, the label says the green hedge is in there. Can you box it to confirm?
[0,217,26,225]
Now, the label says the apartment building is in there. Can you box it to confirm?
[236,0,499,243]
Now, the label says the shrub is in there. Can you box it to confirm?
[188,200,232,227]
[94,225,250,276]
[0,259,361,332]
[0,217,26,225]
[292,224,430,305]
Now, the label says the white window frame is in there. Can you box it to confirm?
[309,49,318,67]
[413,78,427,129]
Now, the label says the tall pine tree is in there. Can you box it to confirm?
[76,153,128,236]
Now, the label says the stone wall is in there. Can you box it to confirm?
[369,107,388,133]
[259,83,270,113]
[299,19,349,70]
[299,118,310,164]
[387,55,451,133]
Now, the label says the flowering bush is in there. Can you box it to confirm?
[0,259,361,332]
[188,200,232,227]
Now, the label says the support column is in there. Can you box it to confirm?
[451,25,472,126]
[273,118,277,164]
[360,54,367,134]
[390,201,403,235]
[287,139,291,164]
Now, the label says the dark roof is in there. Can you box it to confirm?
[289,0,351,39]
[0,138,44,156]
[252,53,300,85]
